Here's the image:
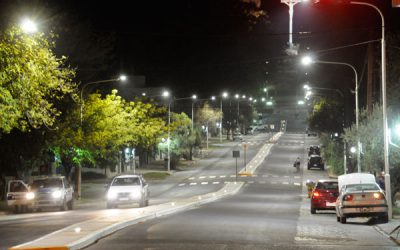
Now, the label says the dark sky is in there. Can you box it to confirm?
[1,0,399,102]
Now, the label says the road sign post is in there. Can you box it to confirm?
[233,150,240,182]
[243,143,248,171]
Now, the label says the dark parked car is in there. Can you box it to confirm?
[310,180,339,214]
[307,155,324,170]
[308,145,320,156]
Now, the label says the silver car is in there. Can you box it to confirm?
[105,175,149,209]
[30,176,74,211]
[335,183,388,224]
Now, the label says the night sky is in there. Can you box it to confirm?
[0,0,399,102]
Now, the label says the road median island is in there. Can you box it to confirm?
[9,133,283,250]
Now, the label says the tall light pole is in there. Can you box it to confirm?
[80,75,127,125]
[281,0,308,55]
[162,90,171,172]
[220,92,228,142]
[350,1,391,219]
[191,95,197,130]
[302,56,361,173]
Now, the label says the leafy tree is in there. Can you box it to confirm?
[343,104,400,203]
[197,102,222,137]
[0,26,76,134]
[308,97,343,134]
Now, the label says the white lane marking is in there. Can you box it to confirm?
[272,175,279,178]
[284,176,289,178]
[199,176,206,179]
[178,183,186,186]
[230,175,236,178]
[201,182,208,185]
[294,176,301,179]
[209,176,216,179]
[282,182,289,185]
[219,175,226,178]
[252,174,258,177]
[262,174,269,178]
[190,183,197,186]
[294,183,301,186]
[189,177,195,180]
[213,182,220,185]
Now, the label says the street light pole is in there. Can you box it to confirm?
[220,92,228,142]
[350,1,391,219]
[303,58,360,172]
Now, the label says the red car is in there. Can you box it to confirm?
[310,180,339,214]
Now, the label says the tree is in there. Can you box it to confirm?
[308,97,343,134]
[197,102,222,137]
[0,27,76,134]
[343,104,400,203]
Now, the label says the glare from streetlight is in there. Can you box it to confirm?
[21,18,37,34]
[192,94,197,100]
[162,90,170,97]
[301,56,313,66]
[119,75,127,81]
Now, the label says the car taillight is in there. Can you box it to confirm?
[313,192,320,197]
[344,194,353,201]
[373,193,384,200]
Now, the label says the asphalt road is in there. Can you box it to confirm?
[83,133,398,250]
[0,133,270,250]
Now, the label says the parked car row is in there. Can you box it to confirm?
[309,173,389,224]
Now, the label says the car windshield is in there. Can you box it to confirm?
[112,177,140,186]
[31,179,63,189]
[345,183,379,192]
[310,157,321,163]
[316,182,338,190]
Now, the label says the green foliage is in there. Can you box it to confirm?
[308,98,343,134]
[320,133,344,176]
[0,26,76,133]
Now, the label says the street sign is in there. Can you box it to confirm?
[232,150,240,158]
[243,143,248,150]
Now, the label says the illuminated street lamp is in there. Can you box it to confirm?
[163,90,171,172]
[302,56,361,173]
[220,92,229,142]
[350,0,391,220]
[281,0,309,55]
[20,18,37,33]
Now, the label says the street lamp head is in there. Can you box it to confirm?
[192,94,197,100]
[211,96,216,101]
[21,18,37,34]
[266,101,273,106]
[261,97,266,102]
[119,75,127,81]
[162,90,170,97]
[249,97,253,101]
[235,94,239,99]
[301,56,313,66]
[222,92,228,98]
[303,84,310,90]
[142,92,146,96]
[263,88,267,92]
[350,146,357,154]
[242,95,246,99]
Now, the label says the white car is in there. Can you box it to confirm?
[335,182,388,224]
[106,174,149,209]
[6,180,34,213]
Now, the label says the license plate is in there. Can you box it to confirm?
[359,207,373,212]
[326,202,336,207]
[119,197,129,201]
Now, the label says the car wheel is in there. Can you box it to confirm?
[310,206,316,214]
[67,199,74,210]
[321,166,325,171]
[336,216,340,222]
[340,216,347,224]
[380,214,389,223]
[139,197,146,207]
[60,199,68,211]
[106,202,114,209]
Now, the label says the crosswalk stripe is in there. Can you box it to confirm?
[294,182,301,186]
[219,175,226,178]
[190,183,197,186]
[199,176,206,179]
[201,182,208,185]
[178,183,186,186]
[213,182,220,184]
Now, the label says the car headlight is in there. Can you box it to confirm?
[107,190,117,200]
[52,190,62,199]
[130,190,141,199]
[26,192,35,200]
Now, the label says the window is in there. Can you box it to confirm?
[112,177,140,186]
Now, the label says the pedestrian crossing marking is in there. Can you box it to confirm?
[201,182,208,185]
[190,183,197,186]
